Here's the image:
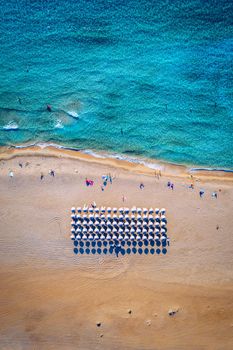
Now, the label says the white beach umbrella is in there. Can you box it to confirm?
[107,207,111,213]
[118,234,123,240]
[136,228,141,233]
[125,228,130,234]
[71,207,76,213]
[161,235,166,241]
[136,234,141,240]
[100,228,105,233]
[119,214,124,220]
[142,228,147,234]
[124,207,130,213]
[106,233,111,240]
[149,208,153,214]
[137,208,142,214]
[89,234,94,240]
[148,214,154,220]
[161,222,166,228]
[71,228,76,233]
[130,228,136,233]
[89,228,94,233]
[161,215,166,221]
[100,234,105,240]
[143,208,148,214]
[76,233,81,240]
[130,234,135,240]
[113,208,118,213]
[89,207,94,213]
[83,206,88,213]
[119,207,124,213]
[107,214,111,219]
[113,233,118,239]
[119,228,123,233]
[142,234,147,240]
[160,208,166,215]
[94,234,99,240]
[107,228,112,233]
[83,234,88,240]
[77,207,82,213]
[125,235,129,240]
[113,214,118,219]
[94,208,99,213]
[131,214,136,219]
[149,234,154,240]
[101,206,106,213]
[155,208,160,214]
[70,234,75,239]
[161,228,166,234]
[155,228,160,234]
[71,221,76,227]
[95,213,100,218]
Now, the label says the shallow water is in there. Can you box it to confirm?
[0,0,233,168]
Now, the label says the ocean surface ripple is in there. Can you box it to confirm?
[0,0,233,168]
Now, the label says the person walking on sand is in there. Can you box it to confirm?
[199,190,204,198]
[122,195,126,202]
[40,173,44,180]
[140,183,144,190]
[171,183,174,190]
[8,170,14,178]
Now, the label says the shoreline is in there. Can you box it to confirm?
[1,144,233,182]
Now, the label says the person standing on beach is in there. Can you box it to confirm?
[199,190,204,198]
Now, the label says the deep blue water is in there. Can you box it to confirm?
[0,0,233,168]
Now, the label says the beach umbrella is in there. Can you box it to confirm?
[106,233,111,240]
[118,234,123,240]
[149,208,153,214]
[137,214,142,219]
[119,222,124,227]
[149,234,154,240]
[113,223,118,229]
[100,227,105,233]
[130,227,136,233]
[129,234,134,240]
[77,207,82,213]
[112,208,118,213]
[136,234,141,240]
[95,213,99,218]
[143,208,148,214]
[83,206,88,213]
[142,234,147,240]
[142,228,147,234]
[161,235,166,241]
[107,207,111,213]
[125,228,130,234]
[100,233,105,240]
[71,221,76,228]
[148,222,154,228]
[71,214,76,221]
[124,222,129,227]
[155,208,159,214]
[71,228,76,233]
[119,207,124,213]
[148,215,154,220]
[161,215,166,221]
[131,207,136,214]
[161,222,166,228]
[161,228,166,234]
[136,228,141,233]
[143,223,148,228]
[113,214,118,219]
[125,235,129,240]
[124,208,130,213]
[94,227,99,233]
[160,208,166,215]
[94,208,99,213]
[155,216,160,223]
[119,214,124,220]
[70,234,75,240]
[89,234,94,240]
[155,236,160,241]
[89,207,94,213]
[131,214,136,219]
[83,227,87,233]
[71,207,76,213]
[107,214,111,219]
[106,227,111,233]
[137,208,142,214]
[94,233,99,240]
[119,228,124,233]
[83,233,88,240]
[101,206,106,213]
[76,233,82,240]
[89,228,94,233]
[125,214,129,219]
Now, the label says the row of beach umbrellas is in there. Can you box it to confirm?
[71,206,166,215]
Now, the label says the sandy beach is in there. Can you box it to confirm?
[0,146,233,350]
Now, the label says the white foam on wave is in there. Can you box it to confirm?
[2,121,19,130]
[66,111,79,118]
[54,120,64,129]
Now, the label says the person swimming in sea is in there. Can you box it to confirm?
[47,104,52,112]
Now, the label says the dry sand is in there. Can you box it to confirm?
[0,147,233,350]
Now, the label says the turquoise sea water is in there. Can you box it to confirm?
[0,0,233,168]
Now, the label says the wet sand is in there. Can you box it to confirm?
[0,148,233,350]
